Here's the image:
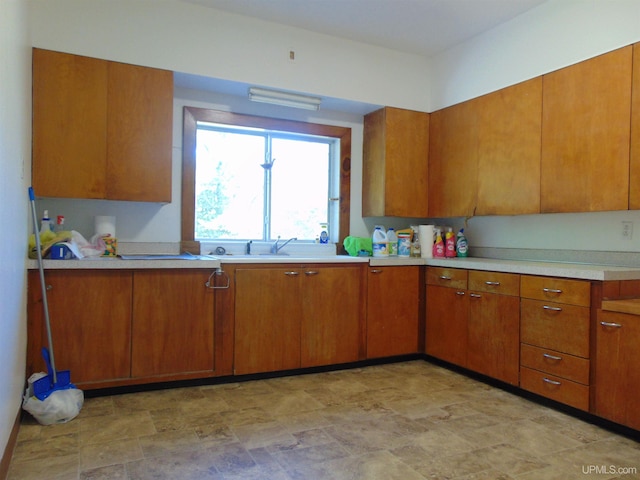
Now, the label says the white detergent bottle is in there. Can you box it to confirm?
[372,225,389,257]
[387,228,398,256]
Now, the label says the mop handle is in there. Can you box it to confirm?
[29,187,58,384]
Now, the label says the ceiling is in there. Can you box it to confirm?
[182,0,547,57]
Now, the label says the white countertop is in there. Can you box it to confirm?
[26,255,640,280]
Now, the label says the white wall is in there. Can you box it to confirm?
[0,0,31,459]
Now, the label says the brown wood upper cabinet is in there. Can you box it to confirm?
[541,46,632,213]
[429,78,542,217]
[629,43,640,209]
[32,48,173,202]
[362,107,429,217]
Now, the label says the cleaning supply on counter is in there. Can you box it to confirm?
[372,225,389,257]
[410,226,421,257]
[53,215,65,233]
[387,228,398,256]
[433,229,445,257]
[40,210,52,234]
[397,232,412,257]
[319,223,329,244]
[456,228,468,257]
[445,227,456,258]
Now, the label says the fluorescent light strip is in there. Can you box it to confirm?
[248,87,321,110]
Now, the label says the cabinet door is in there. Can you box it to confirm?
[107,61,173,202]
[32,48,108,199]
[301,266,364,367]
[467,292,520,385]
[475,78,542,215]
[425,285,468,367]
[541,46,632,213]
[595,311,640,430]
[363,107,429,217]
[367,266,420,358]
[630,43,640,209]
[428,104,478,218]
[132,270,214,377]
[234,268,302,375]
[27,270,132,384]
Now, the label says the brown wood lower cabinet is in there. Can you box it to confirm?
[131,270,215,377]
[367,266,420,358]
[27,270,132,385]
[595,310,640,430]
[234,265,365,375]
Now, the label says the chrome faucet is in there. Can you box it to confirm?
[270,236,297,254]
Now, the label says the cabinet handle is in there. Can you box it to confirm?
[371,269,383,274]
[284,271,300,276]
[469,293,482,298]
[600,321,622,328]
[46,284,53,291]
[485,281,500,286]
[456,291,465,296]
[439,275,451,280]
[543,305,562,312]
[304,271,319,276]
[543,353,562,361]
[543,377,562,386]
[542,288,562,294]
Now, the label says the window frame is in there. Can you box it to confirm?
[181,106,351,253]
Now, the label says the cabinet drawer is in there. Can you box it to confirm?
[520,298,590,357]
[427,267,467,289]
[520,344,589,385]
[521,275,590,306]
[520,366,589,411]
[469,271,519,296]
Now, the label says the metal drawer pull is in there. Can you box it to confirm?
[600,321,622,328]
[456,291,465,296]
[543,288,562,294]
[543,377,562,386]
[485,281,500,286]
[470,293,482,298]
[284,271,300,276]
[543,353,562,361]
[304,271,319,276]
[371,269,383,274]
[543,305,562,312]
[439,275,451,280]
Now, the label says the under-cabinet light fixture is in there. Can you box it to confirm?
[248,87,321,110]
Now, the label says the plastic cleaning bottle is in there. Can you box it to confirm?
[372,225,389,257]
[387,227,398,256]
[40,210,52,234]
[433,229,445,258]
[456,228,468,257]
[445,227,456,258]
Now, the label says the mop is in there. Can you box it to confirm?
[22,187,83,425]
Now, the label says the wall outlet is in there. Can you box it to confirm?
[622,221,633,240]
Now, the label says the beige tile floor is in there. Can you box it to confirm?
[8,361,640,480]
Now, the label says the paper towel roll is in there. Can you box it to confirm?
[419,225,435,258]
[94,215,116,238]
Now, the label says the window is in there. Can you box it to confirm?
[181,107,351,251]
[195,123,337,241]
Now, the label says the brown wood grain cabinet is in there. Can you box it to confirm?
[467,271,520,385]
[32,48,173,202]
[629,43,640,209]
[131,270,215,378]
[234,265,365,375]
[27,270,132,385]
[541,46,633,213]
[425,267,469,367]
[429,79,542,217]
[595,310,640,430]
[367,266,420,359]
[362,107,429,217]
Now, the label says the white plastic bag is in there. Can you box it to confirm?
[22,381,84,426]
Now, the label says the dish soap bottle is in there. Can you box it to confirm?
[456,228,468,257]
[433,229,445,258]
[40,210,52,234]
[445,227,456,258]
